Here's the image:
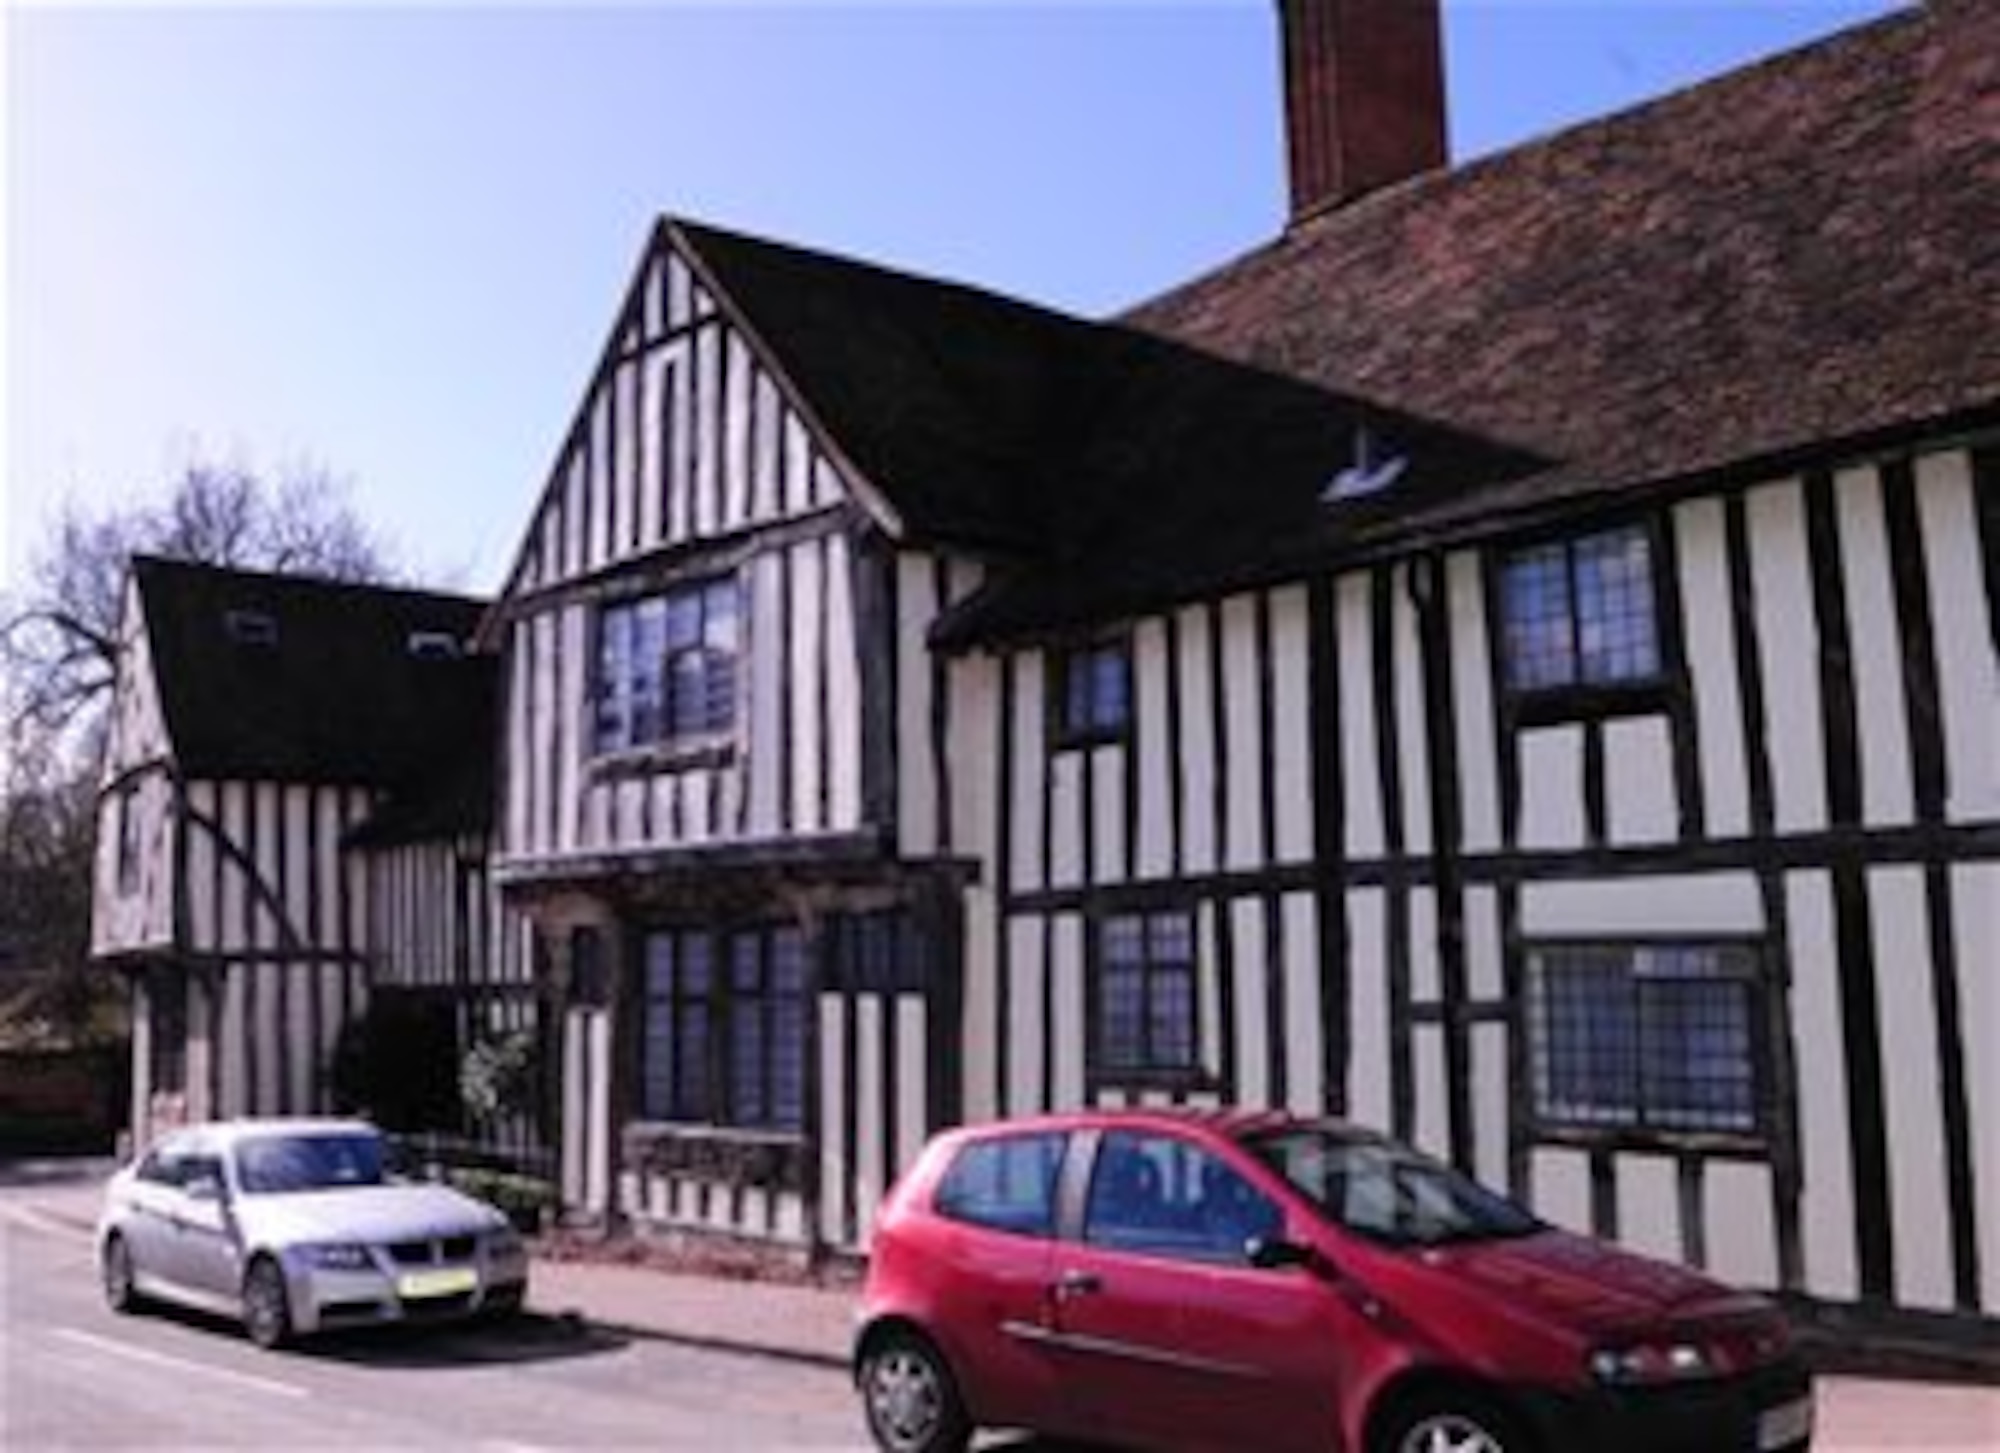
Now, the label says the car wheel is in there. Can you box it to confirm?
[241,1256,292,1350]
[1378,1394,1531,1453]
[102,1234,142,1314]
[859,1331,971,1453]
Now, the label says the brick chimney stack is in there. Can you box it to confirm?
[1277,0,1448,220]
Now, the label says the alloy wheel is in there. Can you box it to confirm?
[864,1344,947,1451]
[242,1259,291,1350]
[1397,1411,1510,1453]
[102,1236,137,1312]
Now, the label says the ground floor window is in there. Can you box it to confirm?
[147,968,188,1096]
[1094,909,1199,1083]
[641,927,806,1132]
[1527,942,1764,1139]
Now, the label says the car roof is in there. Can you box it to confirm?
[944,1107,1372,1145]
[166,1117,380,1147]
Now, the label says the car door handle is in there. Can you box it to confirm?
[1053,1270,1102,1301]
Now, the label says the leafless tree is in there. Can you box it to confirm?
[0,462,401,1045]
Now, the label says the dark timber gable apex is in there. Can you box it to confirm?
[482,213,1546,650]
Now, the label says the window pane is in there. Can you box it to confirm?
[675,1004,711,1120]
[1101,964,1144,1069]
[731,1008,767,1126]
[770,929,807,995]
[642,1005,677,1119]
[1574,527,1659,683]
[1089,645,1129,729]
[770,996,806,1131]
[1532,950,1639,1126]
[678,935,712,996]
[1149,966,1196,1069]
[1502,545,1576,690]
[1531,943,1760,1138]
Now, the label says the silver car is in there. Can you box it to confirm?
[96,1117,530,1348]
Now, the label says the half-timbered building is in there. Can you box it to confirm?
[93,558,507,1144]
[97,0,1995,1361]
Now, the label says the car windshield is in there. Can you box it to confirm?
[234,1132,387,1195]
[1245,1126,1541,1249]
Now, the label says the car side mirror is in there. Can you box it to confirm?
[1246,1236,1318,1272]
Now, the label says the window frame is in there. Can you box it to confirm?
[590,573,743,768]
[1523,936,1773,1155]
[1492,520,1674,723]
[1088,907,1206,1092]
[1049,634,1134,750]
[638,924,808,1136]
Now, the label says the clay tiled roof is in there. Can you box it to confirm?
[675,219,1542,642]
[1130,3,1999,542]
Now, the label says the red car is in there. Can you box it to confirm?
[854,1110,1812,1453]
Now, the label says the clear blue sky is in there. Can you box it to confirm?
[3,1,1906,598]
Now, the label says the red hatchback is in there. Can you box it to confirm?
[854,1110,1812,1453]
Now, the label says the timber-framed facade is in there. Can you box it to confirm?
[97,0,1998,1362]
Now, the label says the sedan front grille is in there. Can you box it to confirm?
[386,1235,478,1266]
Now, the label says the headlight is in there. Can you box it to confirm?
[299,1243,374,1271]
[1588,1341,1716,1385]
[485,1225,524,1259]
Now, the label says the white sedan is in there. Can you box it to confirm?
[96,1118,530,1349]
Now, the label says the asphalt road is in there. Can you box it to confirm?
[0,1196,875,1451]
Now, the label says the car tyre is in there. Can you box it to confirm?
[241,1255,293,1351]
[102,1233,143,1314]
[859,1330,971,1453]
[1377,1392,1532,1453]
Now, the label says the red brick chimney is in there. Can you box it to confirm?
[1278,0,1448,220]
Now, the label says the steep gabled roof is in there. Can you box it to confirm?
[131,558,494,819]
[1130,3,1999,538]
[673,219,1544,641]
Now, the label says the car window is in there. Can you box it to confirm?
[1083,1131,1281,1265]
[934,1132,1067,1238]
[1245,1126,1540,1248]
[235,1132,387,1194]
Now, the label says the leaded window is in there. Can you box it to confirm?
[641,926,806,1133]
[594,578,739,755]
[1528,943,1763,1139]
[1097,909,1198,1078]
[1500,525,1661,693]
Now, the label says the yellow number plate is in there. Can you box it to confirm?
[397,1267,478,1300]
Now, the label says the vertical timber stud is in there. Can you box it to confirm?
[1479,547,1532,1203]
[1305,575,1350,1115]
[1413,554,1475,1174]
[854,533,898,838]
[1883,455,1979,1310]
[1371,568,1413,1143]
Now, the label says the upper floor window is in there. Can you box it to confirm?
[1527,942,1764,1142]
[1096,909,1198,1082]
[1499,525,1661,694]
[594,577,739,757]
[1052,637,1132,748]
